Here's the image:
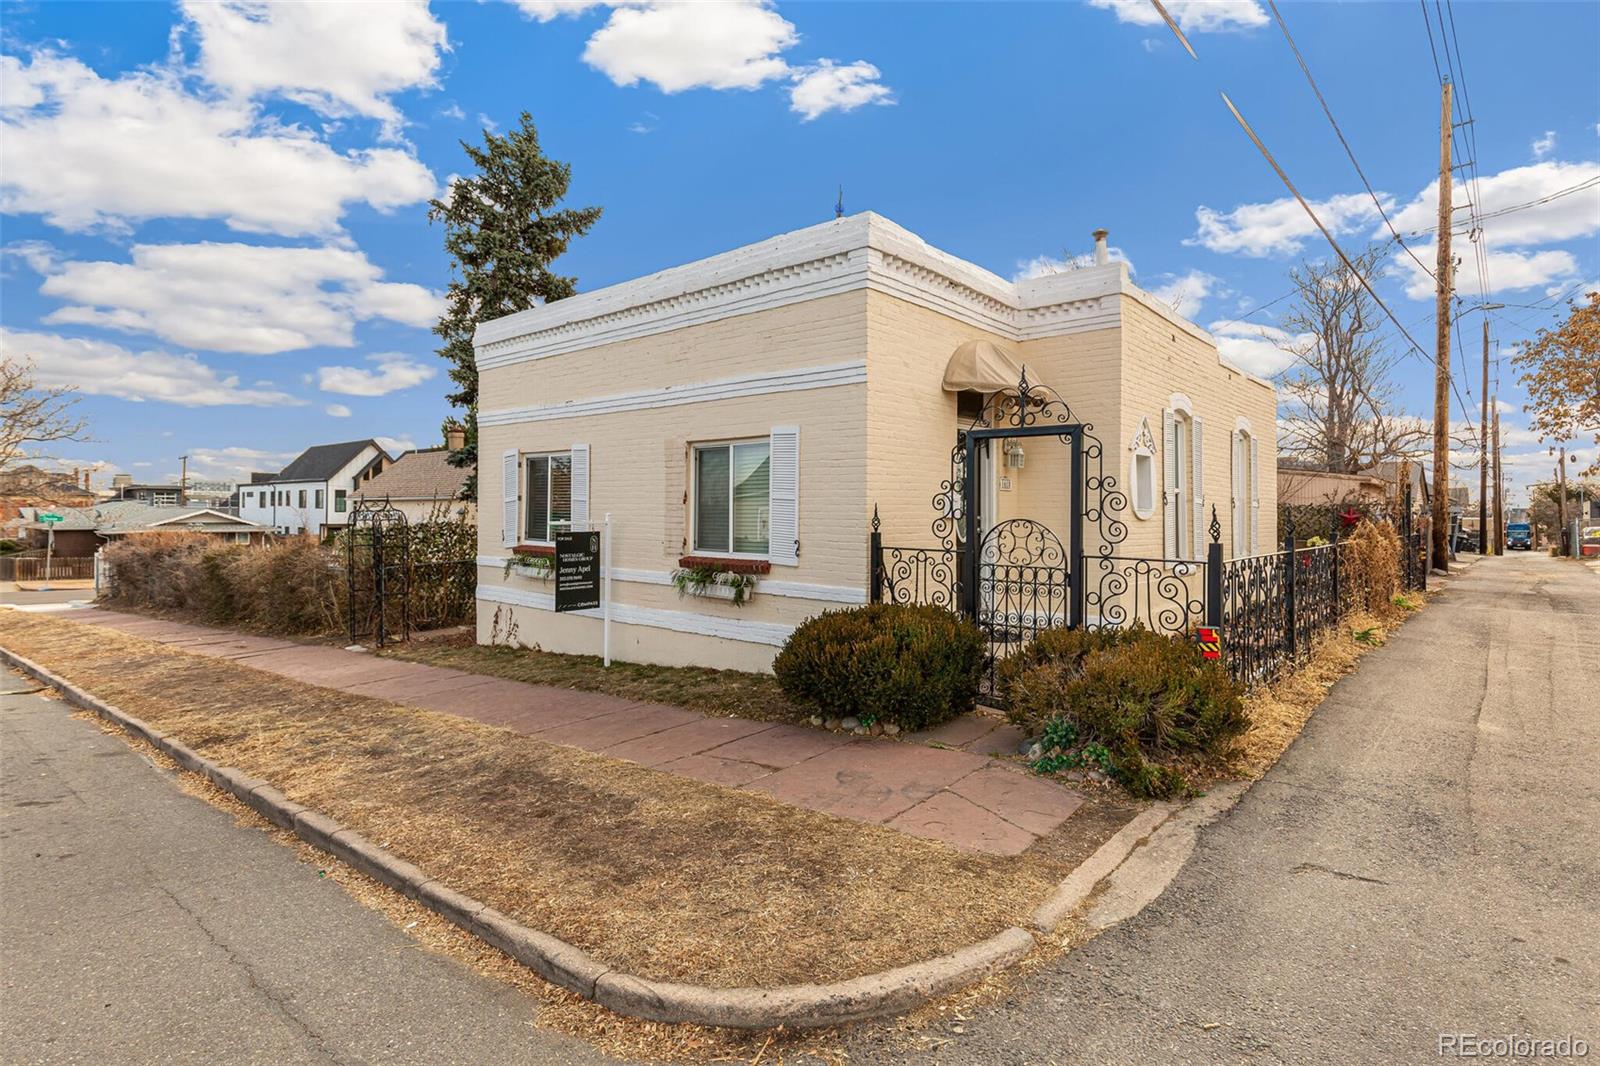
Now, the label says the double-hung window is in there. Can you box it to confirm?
[524,453,573,543]
[693,440,770,555]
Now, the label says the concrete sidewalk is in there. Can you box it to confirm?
[55,609,1088,856]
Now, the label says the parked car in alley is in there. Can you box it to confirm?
[1582,526,1600,558]
[1506,522,1533,550]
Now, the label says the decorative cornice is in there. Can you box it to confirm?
[479,361,866,428]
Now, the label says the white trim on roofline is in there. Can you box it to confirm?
[479,362,866,428]
[477,583,796,646]
[476,555,867,604]
[149,508,262,528]
[472,213,1239,373]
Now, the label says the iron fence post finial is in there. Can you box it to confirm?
[1209,504,1222,544]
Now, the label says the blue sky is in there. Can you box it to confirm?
[2,0,1596,506]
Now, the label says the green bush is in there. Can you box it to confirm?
[773,604,984,731]
[1004,626,1249,798]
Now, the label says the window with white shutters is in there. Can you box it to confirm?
[768,426,799,566]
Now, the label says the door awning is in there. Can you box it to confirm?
[941,339,1025,394]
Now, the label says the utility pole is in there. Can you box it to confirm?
[1557,446,1568,554]
[1479,317,1490,554]
[1431,79,1454,573]
[179,454,189,507]
[1492,402,1503,555]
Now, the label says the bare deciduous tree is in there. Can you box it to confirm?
[1274,249,1429,473]
[1,357,89,471]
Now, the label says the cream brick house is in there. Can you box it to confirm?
[474,213,1276,672]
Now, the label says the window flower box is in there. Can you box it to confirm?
[671,558,763,605]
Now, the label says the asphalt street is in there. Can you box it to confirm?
[845,551,1600,1064]
[0,671,613,1066]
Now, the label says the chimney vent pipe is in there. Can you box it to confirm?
[1092,229,1110,266]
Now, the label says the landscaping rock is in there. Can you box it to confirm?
[840,716,860,731]
[1025,743,1044,760]
[825,717,842,730]
[869,722,884,736]
[809,715,823,727]
[884,723,900,736]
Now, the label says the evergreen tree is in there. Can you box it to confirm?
[429,112,601,497]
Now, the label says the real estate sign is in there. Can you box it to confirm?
[554,531,601,613]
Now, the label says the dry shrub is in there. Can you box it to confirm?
[104,534,343,635]
[1343,519,1402,614]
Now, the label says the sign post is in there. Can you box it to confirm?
[602,513,612,668]
[38,512,64,589]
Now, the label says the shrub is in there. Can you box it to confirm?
[104,535,344,636]
[1003,625,1248,798]
[1343,519,1402,615]
[773,604,984,731]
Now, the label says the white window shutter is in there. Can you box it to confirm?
[769,426,800,566]
[570,444,590,532]
[1250,435,1262,553]
[501,449,519,548]
[1161,409,1178,559]
[1231,432,1246,552]
[1191,416,1205,559]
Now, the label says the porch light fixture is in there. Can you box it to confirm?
[1004,440,1026,469]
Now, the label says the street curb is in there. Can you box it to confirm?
[1029,801,1178,933]
[0,645,1039,1030]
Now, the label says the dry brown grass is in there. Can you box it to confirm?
[387,634,809,724]
[0,611,1131,997]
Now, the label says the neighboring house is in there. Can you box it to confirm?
[352,428,474,525]
[19,501,265,554]
[237,440,389,537]
[1277,465,1391,512]
[472,213,1277,672]
[0,465,97,508]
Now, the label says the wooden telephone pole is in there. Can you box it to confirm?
[179,454,189,508]
[1557,445,1568,554]
[1492,402,1503,555]
[1479,317,1490,554]
[1431,80,1454,573]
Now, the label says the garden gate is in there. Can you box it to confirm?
[346,498,410,646]
[871,368,1128,704]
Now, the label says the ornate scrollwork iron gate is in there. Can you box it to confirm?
[871,367,1128,705]
[346,497,410,646]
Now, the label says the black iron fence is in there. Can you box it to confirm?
[871,508,1431,694]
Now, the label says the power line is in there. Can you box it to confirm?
[1267,1,1435,282]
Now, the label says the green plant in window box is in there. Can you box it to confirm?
[670,564,757,606]
[504,555,553,581]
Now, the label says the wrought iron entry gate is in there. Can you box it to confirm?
[871,368,1127,705]
[346,498,410,646]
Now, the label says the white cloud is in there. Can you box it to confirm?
[325,403,352,418]
[439,103,466,121]
[0,52,435,236]
[26,242,440,355]
[1012,246,1134,281]
[1208,320,1305,378]
[583,0,796,92]
[1087,0,1267,33]
[1531,130,1557,160]
[1396,244,1578,301]
[0,328,298,406]
[1188,192,1383,257]
[375,435,417,456]
[317,353,436,396]
[789,60,893,120]
[1148,270,1223,319]
[181,0,448,137]
[512,0,619,20]
[184,446,297,483]
[1386,161,1600,248]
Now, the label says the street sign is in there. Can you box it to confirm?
[554,531,601,613]
[1195,626,1222,661]
[37,513,64,524]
